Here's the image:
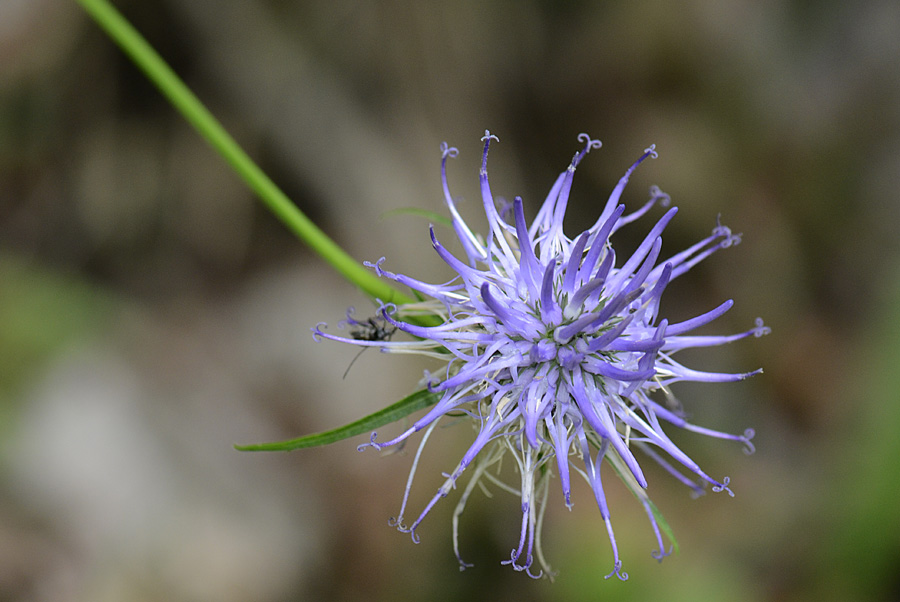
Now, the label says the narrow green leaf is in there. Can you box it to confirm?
[235,388,440,451]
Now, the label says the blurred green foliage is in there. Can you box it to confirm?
[0,257,112,432]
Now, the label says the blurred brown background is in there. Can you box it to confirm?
[2,1,899,600]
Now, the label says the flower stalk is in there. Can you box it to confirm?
[75,0,413,305]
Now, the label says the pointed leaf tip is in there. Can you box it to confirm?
[234,389,440,452]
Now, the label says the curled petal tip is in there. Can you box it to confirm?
[741,367,764,380]
[713,216,743,247]
[651,545,674,562]
[440,141,459,158]
[340,306,357,327]
[741,428,757,455]
[649,184,671,207]
[311,322,328,342]
[712,476,735,497]
[753,317,771,337]
[722,233,742,248]
[377,302,398,318]
[500,549,518,567]
[481,130,500,142]
[396,520,422,543]
[605,561,628,581]
[457,561,473,571]
[526,563,543,580]
[357,432,383,452]
[577,132,603,151]
[363,257,387,276]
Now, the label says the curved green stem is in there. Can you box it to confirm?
[75,0,414,306]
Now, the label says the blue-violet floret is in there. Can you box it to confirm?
[313,132,768,579]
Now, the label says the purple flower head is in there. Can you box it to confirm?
[314,132,768,579]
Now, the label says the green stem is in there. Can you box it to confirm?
[76,0,414,306]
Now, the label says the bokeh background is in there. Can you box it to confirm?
[2,1,900,600]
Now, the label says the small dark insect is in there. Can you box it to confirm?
[343,316,397,378]
[350,317,397,342]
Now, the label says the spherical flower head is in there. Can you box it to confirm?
[314,131,768,579]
